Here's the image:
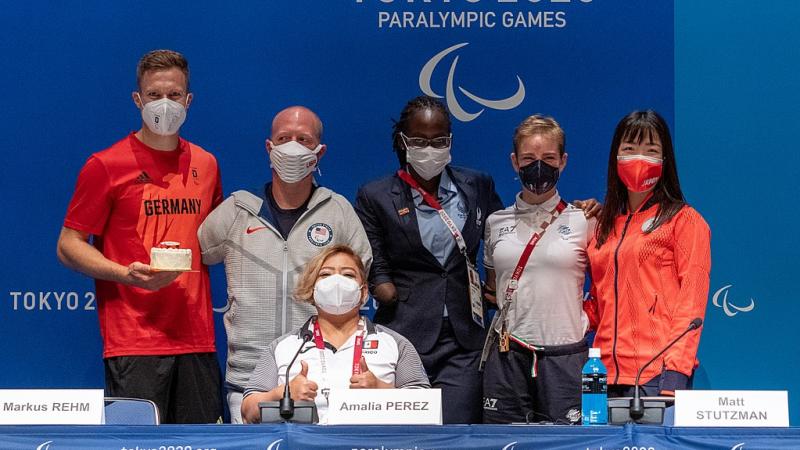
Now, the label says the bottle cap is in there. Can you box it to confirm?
[589,347,601,358]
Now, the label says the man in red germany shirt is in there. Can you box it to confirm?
[57,49,222,423]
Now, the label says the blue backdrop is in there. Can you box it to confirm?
[0,0,794,424]
[675,0,800,425]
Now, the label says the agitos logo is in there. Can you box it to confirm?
[419,42,525,122]
[712,284,755,317]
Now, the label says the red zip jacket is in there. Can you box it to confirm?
[585,203,711,392]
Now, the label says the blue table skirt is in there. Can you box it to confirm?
[1,423,798,450]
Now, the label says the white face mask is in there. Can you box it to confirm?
[406,145,451,181]
[269,140,322,184]
[138,94,187,136]
[313,274,364,316]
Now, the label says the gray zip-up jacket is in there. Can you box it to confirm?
[198,185,372,391]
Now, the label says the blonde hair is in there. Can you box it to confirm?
[293,244,367,304]
[513,114,565,155]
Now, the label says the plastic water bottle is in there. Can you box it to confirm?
[582,347,608,425]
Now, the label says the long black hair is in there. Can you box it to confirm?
[391,95,451,167]
[595,110,686,247]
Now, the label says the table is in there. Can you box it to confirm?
[1,423,798,449]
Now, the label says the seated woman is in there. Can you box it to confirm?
[241,244,430,424]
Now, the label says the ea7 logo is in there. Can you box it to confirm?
[419,42,525,122]
[498,225,516,238]
[482,397,498,410]
[712,285,755,317]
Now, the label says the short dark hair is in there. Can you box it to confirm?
[391,95,452,166]
[136,49,189,90]
[595,110,686,247]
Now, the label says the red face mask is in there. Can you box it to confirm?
[616,155,663,192]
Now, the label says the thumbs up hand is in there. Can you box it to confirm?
[289,360,318,401]
[350,356,393,389]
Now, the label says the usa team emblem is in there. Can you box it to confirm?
[307,223,333,247]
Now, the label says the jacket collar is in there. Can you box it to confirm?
[247,182,332,225]
[409,169,459,208]
[391,165,474,195]
[514,190,562,213]
[389,166,479,268]
[300,315,378,337]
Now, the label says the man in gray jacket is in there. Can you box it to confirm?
[198,106,372,423]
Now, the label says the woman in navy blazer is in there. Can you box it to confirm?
[355,95,503,424]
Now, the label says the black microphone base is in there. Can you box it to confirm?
[260,401,319,424]
[607,397,673,425]
[278,397,294,419]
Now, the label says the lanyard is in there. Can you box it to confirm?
[397,169,469,259]
[496,199,568,377]
[397,169,486,327]
[502,199,568,304]
[312,317,366,402]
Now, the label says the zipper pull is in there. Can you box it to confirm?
[649,293,658,314]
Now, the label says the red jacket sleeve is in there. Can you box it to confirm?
[663,207,711,377]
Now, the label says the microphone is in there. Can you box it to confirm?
[630,318,703,420]
[279,328,314,419]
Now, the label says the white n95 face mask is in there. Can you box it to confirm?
[139,95,187,136]
[406,145,451,181]
[269,140,321,184]
[313,274,364,315]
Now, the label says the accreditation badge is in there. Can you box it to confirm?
[467,262,485,328]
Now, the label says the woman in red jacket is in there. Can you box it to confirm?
[586,110,711,397]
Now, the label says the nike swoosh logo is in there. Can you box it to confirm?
[246,226,267,234]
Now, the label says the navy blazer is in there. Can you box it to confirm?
[355,166,504,353]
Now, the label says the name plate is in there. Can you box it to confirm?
[0,389,104,425]
[327,388,441,425]
[674,390,789,427]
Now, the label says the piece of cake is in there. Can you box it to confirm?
[150,241,192,271]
